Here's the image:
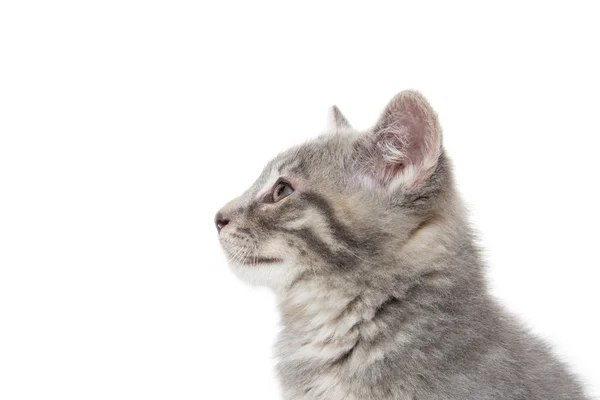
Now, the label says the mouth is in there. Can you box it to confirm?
[237,256,283,266]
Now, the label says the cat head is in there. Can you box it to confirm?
[215,91,452,292]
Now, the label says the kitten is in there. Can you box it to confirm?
[215,91,589,399]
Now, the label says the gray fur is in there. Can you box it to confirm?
[332,105,352,132]
[216,91,589,399]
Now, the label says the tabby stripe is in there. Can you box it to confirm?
[298,192,361,249]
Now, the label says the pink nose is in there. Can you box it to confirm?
[215,212,230,233]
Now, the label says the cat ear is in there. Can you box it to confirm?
[331,105,352,132]
[357,90,442,190]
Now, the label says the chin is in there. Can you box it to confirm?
[228,259,300,292]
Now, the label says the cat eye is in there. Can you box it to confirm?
[272,181,294,202]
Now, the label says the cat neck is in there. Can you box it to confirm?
[277,208,486,332]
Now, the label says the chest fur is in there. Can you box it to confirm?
[275,285,418,400]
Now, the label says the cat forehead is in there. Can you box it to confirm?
[245,132,360,200]
[273,133,356,175]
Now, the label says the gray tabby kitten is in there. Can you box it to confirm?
[215,91,589,400]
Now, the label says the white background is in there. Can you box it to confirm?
[1,1,599,399]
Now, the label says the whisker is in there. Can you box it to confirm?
[231,245,247,265]
[344,247,373,266]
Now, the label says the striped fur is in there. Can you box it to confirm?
[216,91,589,399]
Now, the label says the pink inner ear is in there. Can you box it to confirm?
[369,91,441,188]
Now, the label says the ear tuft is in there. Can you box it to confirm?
[359,90,442,189]
[331,105,352,132]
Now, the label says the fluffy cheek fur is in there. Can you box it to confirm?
[221,234,303,291]
[221,204,344,291]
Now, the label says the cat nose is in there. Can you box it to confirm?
[215,212,230,233]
